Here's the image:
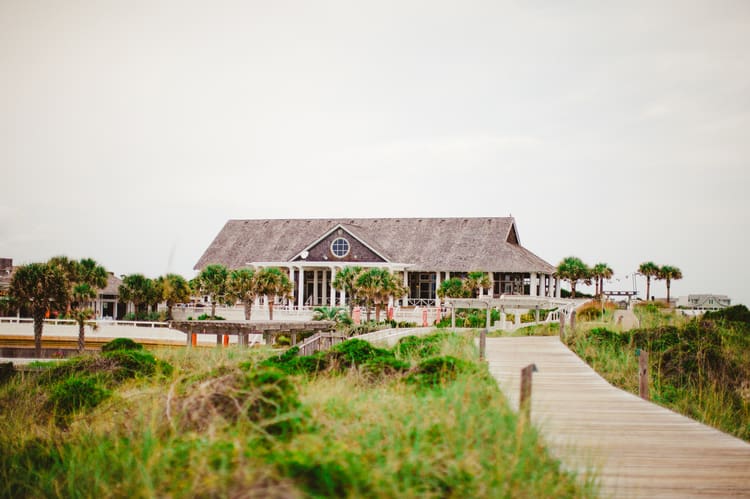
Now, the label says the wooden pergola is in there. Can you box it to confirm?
[169,320,336,347]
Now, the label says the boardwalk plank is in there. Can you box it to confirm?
[485,336,750,498]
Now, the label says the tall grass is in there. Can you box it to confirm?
[566,313,750,441]
[0,333,594,498]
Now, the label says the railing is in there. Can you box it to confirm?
[296,331,348,356]
[407,299,437,307]
[0,317,171,329]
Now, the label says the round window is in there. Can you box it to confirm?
[331,237,350,258]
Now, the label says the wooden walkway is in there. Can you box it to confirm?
[485,336,750,498]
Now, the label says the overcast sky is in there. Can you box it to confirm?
[1,1,749,305]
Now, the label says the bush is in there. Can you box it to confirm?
[704,305,750,325]
[101,338,144,353]
[198,314,225,321]
[360,357,410,381]
[173,367,306,437]
[575,301,617,321]
[405,356,475,389]
[49,375,110,414]
[328,339,394,367]
[102,350,159,380]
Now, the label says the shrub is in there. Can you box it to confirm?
[173,367,306,437]
[49,375,110,414]
[102,350,159,380]
[576,301,617,321]
[101,338,144,353]
[328,339,394,367]
[360,357,410,381]
[197,313,225,321]
[704,305,750,325]
[405,356,475,389]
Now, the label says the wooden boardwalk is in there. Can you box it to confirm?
[485,336,750,498]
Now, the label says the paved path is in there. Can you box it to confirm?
[485,336,750,498]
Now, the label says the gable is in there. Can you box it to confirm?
[293,226,386,264]
[506,223,519,245]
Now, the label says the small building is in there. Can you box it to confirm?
[195,217,558,308]
[676,294,731,311]
[95,273,126,320]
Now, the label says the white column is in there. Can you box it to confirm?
[402,271,409,306]
[297,267,304,309]
[313,270,319,305]
[329,267,337,308]
[341,286,346,307]
[546,274,552,297]
[555,276,561,298]
[530,272,538,297]
[322,269,328,306]
[435,271,442,307]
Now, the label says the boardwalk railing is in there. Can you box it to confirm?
[296,332,348,356]
[0,317,170,329]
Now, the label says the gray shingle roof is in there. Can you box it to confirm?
[195,217,555,274]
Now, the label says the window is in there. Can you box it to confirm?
[331,237,350,258]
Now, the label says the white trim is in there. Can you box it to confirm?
[289,224,392,263]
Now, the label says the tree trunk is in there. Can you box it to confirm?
[666,279,671,305]
[244,301,252,320]
[375,304,381,323]
[268,301,274,321]
[33,308,44,358]
[366,302,372,322]
[646,278,651,301]
[211,301,216,319]
[166,304,173,321]
[78,320,85,352]
[570,282,577,298]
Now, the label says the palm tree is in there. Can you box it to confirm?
[10,263,68,357]
[254,267,293,320]
[226,268,258,320]
[437,278,470,299]
[657,265,682,305]
[591,263,614,299]
[158,273,191,320]
[638,262,660,301]
[312,306,349,325]
[71,283,96,352]
[68,258,108,351]
[332,266,363,316]
[355,268,403,322]
[555,257,590,298]
[47,255,78,314]
[464,271,492,298]
[118,274,154,319]
[196,264,229,318]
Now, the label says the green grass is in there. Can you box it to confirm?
[566,315,750,441]
[0,333,595,498]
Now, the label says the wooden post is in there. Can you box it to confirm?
[639,350,649,400]
[520,363,537,419]
[451,306,456,329]
[570,310,576,331]
[479,328,486,361]
[559,311,565,340]
[186,330,192,347]
[216,334,222,345]
[291,333,298,346]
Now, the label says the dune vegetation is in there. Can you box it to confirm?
[0,332,594,498]
[565,304,750,441]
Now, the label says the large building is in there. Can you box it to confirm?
[195,217,558,308]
